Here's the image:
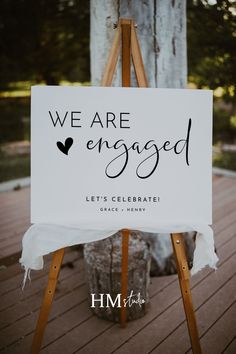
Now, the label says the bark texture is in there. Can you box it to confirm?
[90,0,187,88]
[84,231,151,322]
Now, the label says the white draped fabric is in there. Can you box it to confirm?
[20,223,219,288]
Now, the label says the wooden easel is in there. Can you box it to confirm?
[30,18,202,354]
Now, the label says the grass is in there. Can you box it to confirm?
[213,151,236,171]
[0,80,90,98]
[0,153,30,183]
[0,97,30,144]
[0,88,30,182]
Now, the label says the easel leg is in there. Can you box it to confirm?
[120,20,131,329]
[30,248,65,354]
[120,229,129,328]
[171,233,202,354]
[121,19,131,87]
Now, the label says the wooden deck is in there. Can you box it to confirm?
[0,176,236,354]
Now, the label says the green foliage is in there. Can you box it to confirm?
[188,0,236,101]
[213,150,236,171]
[230,114,236,129]
[0,0,90,86]
[0,151,30,182]
[0,98,30,144]
[213,107,236,143]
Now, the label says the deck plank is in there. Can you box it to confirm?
[200,302,236,354]
[0,175,235,354]
[223,337,236,354]
[71,237,236,354]
[150,261,236,353]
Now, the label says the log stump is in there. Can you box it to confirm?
[84,231,151,322]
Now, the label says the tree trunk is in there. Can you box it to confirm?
[84,231,151,322]
[90,0,187,88]
[88,0,192,279]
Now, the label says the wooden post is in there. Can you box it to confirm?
[30,248,65,354]
[171,233,202,354]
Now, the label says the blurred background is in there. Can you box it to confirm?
[0,0,235,184]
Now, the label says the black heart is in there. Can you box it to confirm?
[57,137,73,155]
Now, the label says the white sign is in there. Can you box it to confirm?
[31,86,212,228]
